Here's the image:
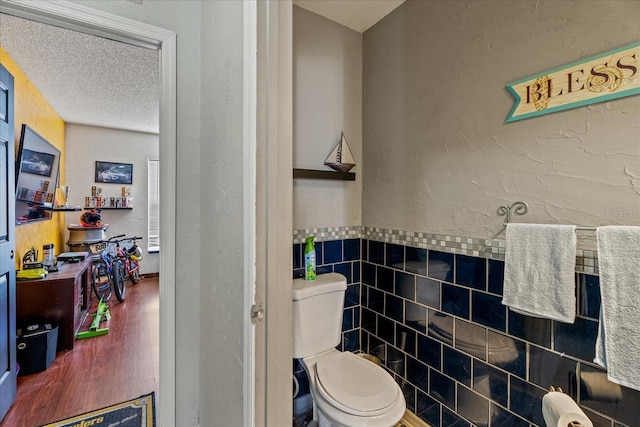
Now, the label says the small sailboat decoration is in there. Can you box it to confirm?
[324,132,355,173]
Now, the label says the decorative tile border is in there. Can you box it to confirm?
[362,226,506,259]
[576,249,599,274]
[292,225,598,274]
[292,226,361,244]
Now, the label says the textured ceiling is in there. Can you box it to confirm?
[0,2,402,135]
[0,13,159,134]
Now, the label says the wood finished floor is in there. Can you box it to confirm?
[1,276,159,427]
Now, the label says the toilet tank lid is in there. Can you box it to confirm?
[293,273,347,300]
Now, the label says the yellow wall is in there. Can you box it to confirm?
[0,45,66,268]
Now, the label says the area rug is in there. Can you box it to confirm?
[40,392,155,427]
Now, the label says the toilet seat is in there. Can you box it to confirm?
[314,351,399,416]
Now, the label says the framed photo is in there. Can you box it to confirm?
[20,148,55,177]
[95,161,133,184]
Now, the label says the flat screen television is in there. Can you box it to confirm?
[15,124,61,225]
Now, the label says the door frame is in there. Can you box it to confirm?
[255,1,293,425]
[0,60,16,423]
[0,0,178,423]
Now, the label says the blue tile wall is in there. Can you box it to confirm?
[416,277,440,309]
[458,385,489,427]
[386,243,404,268]
[443,405,470,427]
[442,283,470,319]
[472,291,507,332]
[358,239,639,427]
[293,238,639,427]
[473,360,508,408]
[343,238,360,261]
[418,334,442,370]
[292,238,361,354]
[455,254,487,291]
[443,346,471,387]
[455,319,486,360]
[407,357,429,403]
[323,240,342,264]
[579,273,601,320]
[417,390,440,425]
[487,259,505,296]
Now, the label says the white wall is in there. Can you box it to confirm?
[65,124,159,275]
[293,6,362,229]
[362,0,640,240]
[198,0,246,426]
[73,1,203,425]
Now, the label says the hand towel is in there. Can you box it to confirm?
[542,392,593,427]
[502,223,577,323]
[594,226,640,391]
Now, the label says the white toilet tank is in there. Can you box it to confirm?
[292,273,347,359]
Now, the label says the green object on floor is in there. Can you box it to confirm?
[77,299,110,339]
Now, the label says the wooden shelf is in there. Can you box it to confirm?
[83,207,132,210]
[85,195,132,210]
[293,168,355,181]
[52,206,82,211]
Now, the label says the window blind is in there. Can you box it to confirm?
[147,159,160,252]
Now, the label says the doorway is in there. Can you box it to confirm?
[0,0,177,424]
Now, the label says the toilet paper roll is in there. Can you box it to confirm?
[542,392,593,427]
[580,372,622,402]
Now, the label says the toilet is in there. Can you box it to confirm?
[293,273,406,427]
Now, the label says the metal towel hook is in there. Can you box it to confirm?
[497,201,528,225]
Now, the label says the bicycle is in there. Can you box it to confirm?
[115,236,143,285]
[70,234,127,303]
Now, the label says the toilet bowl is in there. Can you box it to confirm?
[292,273,406,427]
[301,349,405,427]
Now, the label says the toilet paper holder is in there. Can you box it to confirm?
[548,386,587,427]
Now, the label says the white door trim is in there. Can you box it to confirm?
[0,0,178,424]
[243,1,257,426]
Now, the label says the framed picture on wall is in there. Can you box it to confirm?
[95,161,133,184]
[20,148,55,177]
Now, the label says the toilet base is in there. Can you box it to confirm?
[314,401,405,427]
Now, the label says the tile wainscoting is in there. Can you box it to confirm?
[292,226,637,427]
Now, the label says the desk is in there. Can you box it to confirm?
[16,258,93,351]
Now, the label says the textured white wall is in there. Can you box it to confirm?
[64,124,159,275]
[363,0,640,241]
[198,1,247,426]
[74,1,203,425]
[293,6,362,229]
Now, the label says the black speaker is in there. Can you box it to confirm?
[17,323,58,376]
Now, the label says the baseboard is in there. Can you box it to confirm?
[397,409,430,427]
[141,272,159,278]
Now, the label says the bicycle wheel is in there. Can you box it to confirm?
[129,261,140,284]
[113,258,127,302]
[92,259,112,302]
[129,269,140,284]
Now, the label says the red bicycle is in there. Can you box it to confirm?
[115,236,143,284]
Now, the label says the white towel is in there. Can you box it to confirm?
[594,226,640,391]
[542,392,593,427]
[502,223,577,323]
